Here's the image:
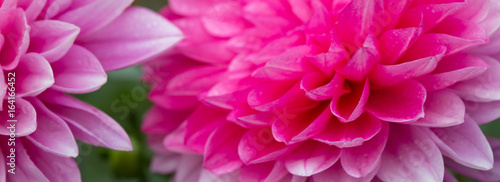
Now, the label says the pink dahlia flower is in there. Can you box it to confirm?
[0,0,182,181]
[143,0,500,181]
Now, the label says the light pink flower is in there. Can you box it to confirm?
[143,0,500,181]
[0,0,182,181]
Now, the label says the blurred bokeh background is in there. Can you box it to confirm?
[73,0,500,182]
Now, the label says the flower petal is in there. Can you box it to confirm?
[50,45,107,94]
[0,8,29,70]
[78,7,183,71]
[25,98,78,157]
[204,123,245,174]
[39,90,132,151]
[365,80,426,122]
[2,139,48,182]
[0,98,36,136]
[28,20,80,62]
[341,122,389,178]
[283,140,341,176]
[410,90,465,127]
[430,115,493,170]
[377,125,444,182]
[465,100,500,125]
[238,128,297,164]
[141,106,190,134]
[23,140,80,182]
[313,113,382,148]
[13,53,54,97]
[331,79,369,122]
[57,0,133,36]
[313,162,379,182]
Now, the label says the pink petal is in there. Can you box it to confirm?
[13,53,54,97]
[141,106,190,134]
[201,2,245,37]
[25,98,78,157]
[39,90,132,151]
[78,7,183,71]
[330,79,369,122]
[17,0,46,22]
[23,140,80,182]
[369,50,444,87]
[272,103,331,144]
[378,27,423,65]
[337,36,380,82]
[465,100,500,125]
[240,162,291,182]
[400,1,467,31]
[444,169,458,182]
[312,113,382,148]
[38,0,72,20]
[335,0,385,49]
[173,154,203,182]
[417,54,489,92]
[377,125,444,182]
[450,55,500,102]
[301,73,348,101]
[50,45,107,94]
[238,128,297,164]
[430,115,493,170]
[248,81,315,112]
[166,66,226,96]
[57,0,133,36]
[410,90,465,127]
[28,20,80,62]
[150,152,180,174]
[163,123,199,154]
[2,139,48,182]
[253,46,312,81]
[185,106,226,153]
[444,137,500,182]
[307,47,349,77]
[340,122,389,178]
[169,0,217,16]
[204,123,245,174]
[283,140,341,176]
[149,83,200,110]
[451,0,489,22]
[0,98,36,136]
[0,8,29,70]
[313,162,379,182]
[365,80,426,122]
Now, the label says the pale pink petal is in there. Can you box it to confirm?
[57,0,133,36]
[50,45,107,94]
[410,90,465,127]
[2,140,48,182]
[377,125,444,182]
[23,140,80,182]
[141,106,190,134]
[313,162,379,182]
[39,90,132,151]
[172,154,203,182]
[13,53,54,97]
[25,98,78,157]
[450,55,500,102]
[340,122,388,178]
[465,100,500,124]
[430,115,493,170]
[28,20,79,62]
[378,27,423,65]
[0,8,29,70]
[78,7,183,71]
[0,98,36,136]
[150,152,180,174]
[417,54,489,91]
[283,140,341,176]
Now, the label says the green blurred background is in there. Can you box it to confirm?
[73,0,500,182]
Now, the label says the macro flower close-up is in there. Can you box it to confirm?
[142,0,500,181]
[0,0,182,181]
